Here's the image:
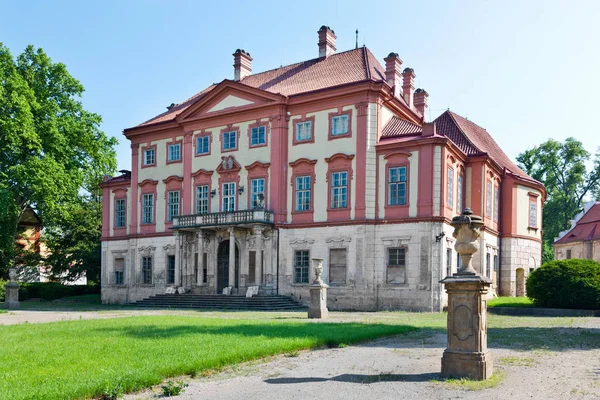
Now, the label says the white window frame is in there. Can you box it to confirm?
[167,191,180,222]
[196,136,210,155]
[142,193,154,224]
[447,167,454,209]
[529,200,537,228]
[494,186,500,222]
[295,121,312,142]
[143,148,155,165]
[251,126,266,146]
[486,181,492,217]
[457,174,464,214]
[167,143,181,162]
[250,178,265,209]
[222,182,236,212]
[167,255,176,285]
[223,131,237,150]
[196,185,209,214]
[331,114,349,136]
[331,171,348,209]
[114,198,126,228]
[388,166,407,206]
[294,250,310,284]
[142,256,153,284]
[295,176,311,211]
[387,247,407,284]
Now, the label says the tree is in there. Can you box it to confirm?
[0,43,117,277]
[517,138,600,249]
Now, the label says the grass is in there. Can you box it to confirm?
[488,296,534,308]
[0,315,415,400]
[0,309,7,314]
[437,370,506,390]
[498,356,536,367]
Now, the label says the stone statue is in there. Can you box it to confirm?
[451,208,484,275]
[308,258,328,319]
[313,260,324,284]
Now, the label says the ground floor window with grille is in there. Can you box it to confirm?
[142,256,153,284]
[329,248,346,285]
[294,250,310,284]
[167,255,176,284]
[387,247,406,284]
[114,257,125,285]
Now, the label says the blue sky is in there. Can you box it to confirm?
[2,0,599,171]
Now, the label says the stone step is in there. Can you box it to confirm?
[132,294,305,311]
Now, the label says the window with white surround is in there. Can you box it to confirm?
[329,248,347,285]
[457,174,464,213]
[486,252,491,277]
[331,114,349,136]
[167,143,180,162]
[388,166,407,206]
[251,126,266,146]
[114,199,126,228]
[114,258,125,285]
[142,194,154,224]
[494,186,500,221]
[142,256,153,284]
[295,121,312,142]
[295,176,311,211]
[223,131,237,150]
[196,136,210,155]
[250,178,265,209]
[167,255,176,284]
[222,182,236,212]
[294,250,310,284]
[387,248,406,284]
[167,191,180,222]
[529,200,537,228]
[447,167,454,209]
[486,181,492,217]
[196,185,209,214]
[144,148,155,165]
[331,171,348,208]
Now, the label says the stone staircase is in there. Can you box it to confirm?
[132,294,306,311]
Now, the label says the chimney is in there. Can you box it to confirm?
[414,88,429,120]
[422,122,436,137]
[233,49,252,81]
[384,52,403,98]
[402,68,416,107]
[318,26,336,58]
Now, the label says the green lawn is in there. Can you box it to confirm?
[0,315,415,399]
[488,296,534,308]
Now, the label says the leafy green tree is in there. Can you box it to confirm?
[517,138,600,249]
[0,43,117,277]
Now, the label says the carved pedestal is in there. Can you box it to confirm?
[308,283,329,319]
[4,281,19,310]
[441,274,492,380]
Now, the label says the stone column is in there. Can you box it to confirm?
[228,227,235,291]
[4,269,19,310]
[308,258,329,319]
[255,227,263,285]
[441,208,493,380]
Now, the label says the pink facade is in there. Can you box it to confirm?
[100,26,546,309]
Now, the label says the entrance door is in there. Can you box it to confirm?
[516,268,525,297]
[217,240,240,293]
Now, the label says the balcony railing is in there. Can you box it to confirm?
[172,209,274,229]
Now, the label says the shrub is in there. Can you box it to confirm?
[161,380,188,397]
[0,278,7,301]
[18,282,100,301]
[526,259,600,310]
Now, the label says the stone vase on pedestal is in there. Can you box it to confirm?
[441,209,493,380]
[308,258,328,319]
[4,268,19,310]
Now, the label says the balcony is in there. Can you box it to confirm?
[171,209,274,230]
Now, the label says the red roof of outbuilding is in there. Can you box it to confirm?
[138,47,387,127]
[555,203,600,244]
[381,116,422,137]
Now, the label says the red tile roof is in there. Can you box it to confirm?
[381,116,422,137]
[555,203,600,244]
[138,47,386,127]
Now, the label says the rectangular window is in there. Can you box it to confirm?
[493,254,498,272]
[486,252,491,277]
[387,248,406,284]
[222,182,236,212]
[251,126,266,146]
[446,248,453,277]
[167,191,180,222]
[486,181,492,217]
[388,166,407,206]
[249,251,256,284]
[167,255,176,284]
[295,176,311,211]
[196,136,210,155]
[194,252,198,284]
[331,115,349,136]
[196,185,209,214]
[250,178,265,209]
[566,249,572,259]
[329,248,347,285]
[144,148,155,166]
[142,193,154,224]
[494,187,500,222]
[331,171,348,209]
[114,199,126,228]
[223,131,237,150]
[167,143,181,162]
[457,174,464,214]
[529,200,537,228]
[295,121,312,142]
[114,258,125,285]
[202,252,208,283]
[447,167,454,209]
[142,256,153,284]
[294,250,310,284]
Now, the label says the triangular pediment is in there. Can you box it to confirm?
[177,80,284,122]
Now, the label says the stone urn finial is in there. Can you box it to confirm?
[451,208,484,275]
[312,258,324,284]
[8,268,17,282]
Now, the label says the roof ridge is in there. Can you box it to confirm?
[444,111,486,155]
[362,46,371,80]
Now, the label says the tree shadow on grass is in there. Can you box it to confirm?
[264,372,440,385]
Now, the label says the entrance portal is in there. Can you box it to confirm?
[516,268,525,297]
[217,240,239,293]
